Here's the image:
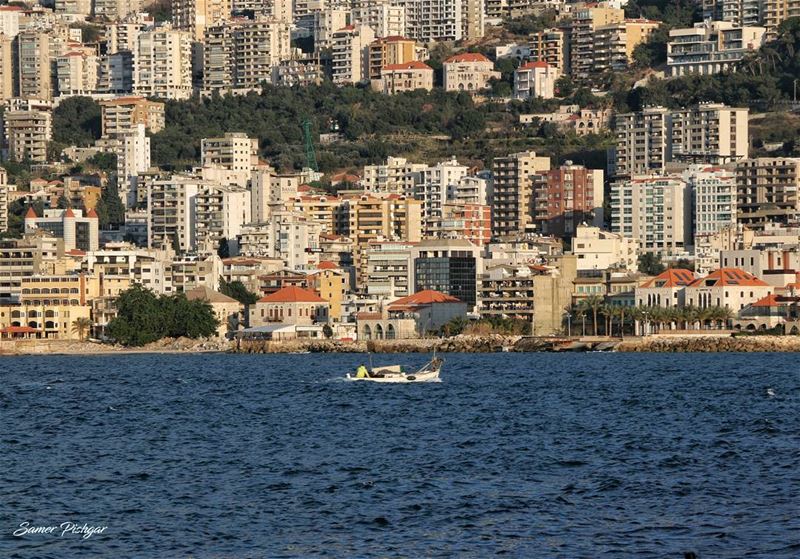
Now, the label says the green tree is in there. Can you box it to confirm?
[86,152,117,173]
[219,277,259,306]
[578,295,605,336]
[71,317,93,341]
[107,284,219,346]
[94,182,126,229]
[217,237,230,258]
[638,253,666,275]
[52,97,101,147]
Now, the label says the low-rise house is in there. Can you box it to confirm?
[738,293,800,331]
[379,61,433,94]
[685,268,772,311]
[635,268,696,307]
[513,61,558,100]
[387,289,468,333]
[442,53,500,93]
[249,285,330,327]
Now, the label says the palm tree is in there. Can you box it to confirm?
[71,317,93,341]
[579,295,604,336]
[713,306,734,329]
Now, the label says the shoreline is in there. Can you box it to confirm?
[5,334,800,355]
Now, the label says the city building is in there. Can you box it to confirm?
[17,30,54,101]
[361,156,427,194]
[0,168,7,232]
[352,2,407,38]
[442,53,499,92]
[3,109,52,163]
[185,285,242,337]
[409,238,480,308]
[613,104,749,176]
[201,132,259,186]
[24,208,100,252]
[491,150,551,238]
[635,268,696,307]
[55,52,98,96]
[136,26,193,100]
[145,174,202,252]
[593,18,660,73]
[195,184,251,253]
[0,34,12,102]
[386,289,468,331]
[610,175,693,256]
[99,97,165,137]
[667,21,766,76]
[531,162,604,237]
[520,105,613,136]
[202,17,291,95]
[378,61,433,94]
[172,0,231,41]
[736,158,800,229]
[571,225,639,272]
[692,166,737,242]
[368,36,417,80]
[685,267,772,310]
[763,0,800,39]
[528,28,566,74]
[365,240,415,298]
[331,24,376,85]
[249,285,329,327]
[569,4,624,81]
[513,61,558,100]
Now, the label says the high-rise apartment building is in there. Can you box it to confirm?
[491,150,551,238]
[352,0,406,38]
[613,104,749,177]
[513,61,558,100]
[146,174,202,252]
[203,17,291,94]
[195,184,251,252]
[368,36,416,80]
[172,0,231,41]
[531,162,604,237]
[593,18,659,73]
[136,26,193,100]
[610,175,693,256]
[762,0,800,39]
[56,52,98,96]
[331,24,376,85]
[201,132,259,186]
[736,158,800,229]
[100,97,165,137]
[691,166,737,240]
[93,0,142,20]
[569,4,624,81]
[3,109,52,163]
[668,21,766,76]
[702,0,763,26]
[528,28,566,74]
[17,31,54,100]
[0,34,13,102]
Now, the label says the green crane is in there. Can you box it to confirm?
[301,119,318,172]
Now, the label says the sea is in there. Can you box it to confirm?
[2,352,798,558]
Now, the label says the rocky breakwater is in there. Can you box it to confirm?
[368,334,521,353]
[616,335,800,352]
[235,339,368,353]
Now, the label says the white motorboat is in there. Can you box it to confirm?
[346,357,443,383]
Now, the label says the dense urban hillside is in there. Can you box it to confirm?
[30,18,800,181]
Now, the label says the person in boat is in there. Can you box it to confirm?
[355,364,369,378]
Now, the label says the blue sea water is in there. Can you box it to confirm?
[1,352,799,558]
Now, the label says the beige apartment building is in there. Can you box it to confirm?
[4,109,52,163]
[491,150,551,238]
[136,26,193,100]
[145,174,201,252]
[332,24,376,85]
[0,168,7,232]
[569,4,624,80]
[763,0,800,39]
[379,61,433,94]
[614,104,748,176]
[528,28,566,74]
[368,36,417,80]
[736,158,800,229]
[195,184,251,252]
[0,34,13,102]
[442,52,499,92]
[201,132,259,174]
[336,195,422,287]
[670,103,749,163]
[593,18,660,73]
[55,52,98,96]
[668,20,766,76]
[100,97,165,137]
[172,0,231,41]
[203,17,291,94]
[17,30,55,101]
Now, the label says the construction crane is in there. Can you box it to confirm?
[301,119,318,173]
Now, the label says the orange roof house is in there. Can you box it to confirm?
[687,268,769,288]
[257,285,325,303]
[639,269,696,288]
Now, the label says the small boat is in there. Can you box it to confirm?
[346,357,443,383]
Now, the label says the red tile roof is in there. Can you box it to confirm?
[640,269,696,288]
[388,290,462,311]
[64,208,76,218]
[688,268,769,288]
[86,208,98,218]
[444,53,491,64]
[317,260,338,270]
[258,285,324,304]
[25,207,37,218]
[1,326,38,334]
